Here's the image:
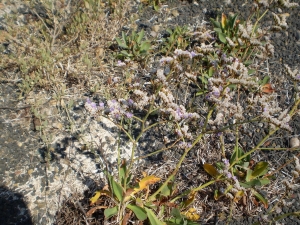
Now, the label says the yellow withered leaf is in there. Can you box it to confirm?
[221,13,227,29]
[234,190,244,203]
[133,175,160,193]
[90,190,111,205]
[203,163,219,178]
[183,208,200,221]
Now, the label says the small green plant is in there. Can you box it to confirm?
[160,26,190,56]
[204,145,271,208]
[88,160,200,224]
[115,29,151,61]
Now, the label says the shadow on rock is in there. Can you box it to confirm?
[0,186,33,225]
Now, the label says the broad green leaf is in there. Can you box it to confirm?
[127,204,147,221]
[210,19,221,29]
[171,208,182,218]
[244,60,253,66]
[160,182,173,197]
[107,174,123,202]
[258,178,270,186]
[145,207,164,225]
[253,190,268,208]
[140,42,151,52]
[203,163,219,178]
[229,14,238,29]
[218,32,227,43]
[246,169,253,182]
[120,50,133,57]
[104,206,118,219]
[214,28,223,33]
[116,37,128,49]
[248,69,256,75]
[137,29,145,43]
[260,76,270,85]
[251,162,268,178]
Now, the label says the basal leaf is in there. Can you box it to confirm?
[127,204,147,221]
[251,162,268,178]
[203,163,219,178]
[107,174,124,202]
[253,190,268,208]
[210,18,221,29]
[116,37,128,49]
[145,207,164,225]
[104,206,118,219]
[140,42,151,52]
[137,29,145,43]
[218,32,227,43]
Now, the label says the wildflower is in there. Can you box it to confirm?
[125,112,133,118]
[117,60,126,67]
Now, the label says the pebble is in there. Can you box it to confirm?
[290,137,300,148]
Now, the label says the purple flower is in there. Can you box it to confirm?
[191,51,197,58]
[128,99,134,106]
[226,172,232,179]
[212,91,220,97]
[222,158,229,166]
[296,74,300,80]
[99,102,104,109]
[117,60,126,67]
[91,102,97,109]
[232,176,238,182]
[125,112,133,118]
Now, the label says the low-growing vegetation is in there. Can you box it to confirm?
[1,0,300,224]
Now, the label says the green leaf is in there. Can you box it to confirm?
[253,190,268,208]
[229,14,238,29]
[248,69,256,75]
[107,174,123,202]
[171,208,182,219]
[210,18,221,28]
[245,169,253,182]
[244,60,253,66]
[208,67,214,77]
[258,178,270,186]
[120,50,133,57]
[140,42,151,52]
[214,28,223,33]
[251,162,268,179]
[122,31,127,42]
[127,204,147,221]
[260,76,270,85]
[203,163,220,178]
[145,207,164,225]
[104,206,118,219]
[116,37,128,49]
[137,29,145,43]
[218,32,227,43]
